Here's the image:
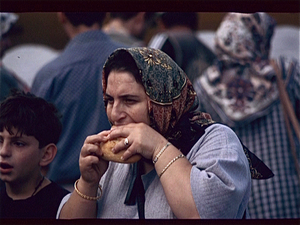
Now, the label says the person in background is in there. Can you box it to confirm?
[31,13,125,189]
[193,12,300,218]
[103,12,156,47]
[0,90,69,218]
[0,13,30,102]
[148,12,216,84]
[57,47,272,219]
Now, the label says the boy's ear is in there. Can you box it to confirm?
[39,144,57,167]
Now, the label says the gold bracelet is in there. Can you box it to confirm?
[153,142,171,164]
[159,154,185,178]
[74,179,103,201]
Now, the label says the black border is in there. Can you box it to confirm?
[1,218,300,225]
[0,219,300,225]
[1,0,300,12]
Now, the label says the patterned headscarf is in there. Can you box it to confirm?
[215,12,276,65]
[0,13,18,39]
[197,13,278,126]
[102,47,214,154]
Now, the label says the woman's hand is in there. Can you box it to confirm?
[79,130,111,185]
[106,123,168,162]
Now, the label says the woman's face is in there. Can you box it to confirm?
[105,70,150,127]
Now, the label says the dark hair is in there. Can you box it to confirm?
[64,12,106,27]
[103,49,142,85]
[160,12,198,31]
[0,90,62,148]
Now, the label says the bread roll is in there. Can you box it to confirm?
[100,138,141,163]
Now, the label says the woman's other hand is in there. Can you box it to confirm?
[79,130,110,185]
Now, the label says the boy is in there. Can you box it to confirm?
[0,90,69,218]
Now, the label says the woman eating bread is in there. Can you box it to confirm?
[57,47,273,219]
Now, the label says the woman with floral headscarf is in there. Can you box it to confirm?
[57,47,272,219]
[193,13,300,218]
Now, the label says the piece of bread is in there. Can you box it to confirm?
[100,138,141,163]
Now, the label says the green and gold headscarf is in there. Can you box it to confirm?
[103,47,213,153]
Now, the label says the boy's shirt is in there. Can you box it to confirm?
[0,181,69,218]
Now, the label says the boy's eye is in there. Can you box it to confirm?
[14,141,26,147]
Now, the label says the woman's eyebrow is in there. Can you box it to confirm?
[105,93,140,99]
[120,94,140,99]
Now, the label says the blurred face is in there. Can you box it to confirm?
[0,127,43,184]
[105,70,150,126]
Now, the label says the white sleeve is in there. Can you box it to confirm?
[56,193,71,219]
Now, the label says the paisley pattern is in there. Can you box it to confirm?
[127,48,186,105]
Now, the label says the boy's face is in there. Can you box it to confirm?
[0,127,43,184]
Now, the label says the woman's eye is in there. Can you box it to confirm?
[104,97,114,106]
[125,99,135,104]
[107,99,114,104]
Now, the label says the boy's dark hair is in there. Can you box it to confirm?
[64,12,106,27]
[160,12,198,31]
[0,90,62,148]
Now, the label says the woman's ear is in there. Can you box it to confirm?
[147,98,152,112]
[39,144,57,167]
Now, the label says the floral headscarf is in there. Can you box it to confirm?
[197,13,278,126]
[102,47,213,153]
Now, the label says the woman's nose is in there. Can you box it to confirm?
[109,101,126,123]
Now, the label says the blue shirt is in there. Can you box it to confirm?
[31,30,124,185]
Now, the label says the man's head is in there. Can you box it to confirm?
[57,12,107,39]
[158,12,199,31]
[0,90,62,148]
[107,12,156,39]
[63,12,106,27]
